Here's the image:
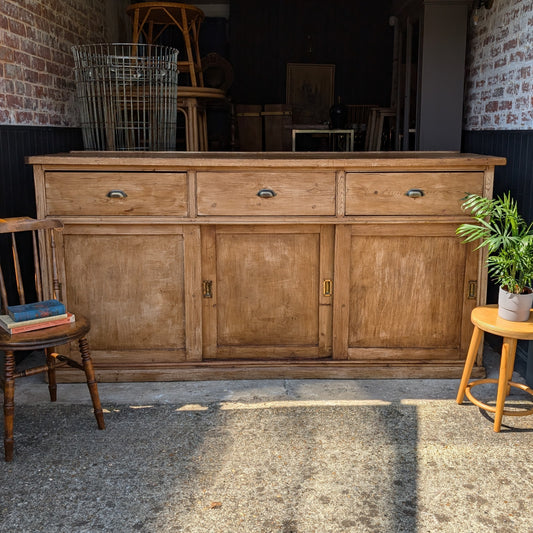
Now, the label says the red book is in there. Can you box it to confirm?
[1,313,75,335]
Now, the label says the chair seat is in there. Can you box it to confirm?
[470,304,533,340]
[0,314,90,351]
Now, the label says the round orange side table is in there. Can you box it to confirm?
[456,304,533,432]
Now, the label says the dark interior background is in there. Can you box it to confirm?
[228,0,394,107]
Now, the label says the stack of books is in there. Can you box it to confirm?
[0,299,75,335]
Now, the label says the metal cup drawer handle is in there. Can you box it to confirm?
[257,189,277,199]
[405,188,424,198]
[107,190,128,199]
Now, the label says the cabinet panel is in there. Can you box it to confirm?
[333,223,478,361]
[57,224,199,365]
[345,172,483,215]
[196,171,336,216]
[45,172,188,216]
[202,225,334,359]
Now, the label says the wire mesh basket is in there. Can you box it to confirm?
[72,43,179,151]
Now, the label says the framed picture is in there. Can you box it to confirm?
[286,63,335,125]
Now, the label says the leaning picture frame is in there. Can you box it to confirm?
[286,63,335,125]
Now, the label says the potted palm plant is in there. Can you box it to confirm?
[457,192,533,321]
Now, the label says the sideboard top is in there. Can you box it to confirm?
[27,151,506,170]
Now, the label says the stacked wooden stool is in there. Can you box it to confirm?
[126,2,226,150]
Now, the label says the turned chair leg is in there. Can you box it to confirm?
[46,348,58,402]
[504,337,517,397]
[456,326,483,405]
[494,337,518,432]
[79,337,105,430]
[3,350,15,462]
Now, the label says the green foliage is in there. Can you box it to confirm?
[456,192,533,294]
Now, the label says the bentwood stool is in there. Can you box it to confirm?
[0,217,105,461]
[456,305,533,432]
[177,86,226,151]
[127,1,205,87]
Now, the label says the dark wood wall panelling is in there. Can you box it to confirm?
[462,130,533,218]
[0,125,83,315]
[228,0,394,106]
[463,129,533,385]
[0,125,83,219]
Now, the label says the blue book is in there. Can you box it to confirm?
[7,299,66,322]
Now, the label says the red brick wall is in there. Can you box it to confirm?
[464,0,533,130]
[0,0,106,127]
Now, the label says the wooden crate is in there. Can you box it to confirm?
[346,104,378,127]
[263,104,292,151]
[235,104,262,151]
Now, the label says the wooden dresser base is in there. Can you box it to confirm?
[53,361,486,382]
[28,151,505,383]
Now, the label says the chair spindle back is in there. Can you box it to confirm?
[0,217,64,315]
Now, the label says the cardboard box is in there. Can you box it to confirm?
[235,104,263,151]
[262,104,292,151]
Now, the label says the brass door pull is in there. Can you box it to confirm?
[468,280,477,299]
[203,280,213,298]
[323,279,332,296]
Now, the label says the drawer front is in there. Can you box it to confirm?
[45,172,188,216]
[197,171,336,216]
[345,172,484,215]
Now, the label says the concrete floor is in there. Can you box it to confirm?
[3,342,513,407]
[1,345,533,532]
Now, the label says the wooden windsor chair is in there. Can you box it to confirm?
[0,217,105,461]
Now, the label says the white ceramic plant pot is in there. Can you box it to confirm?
[498,286,533,322]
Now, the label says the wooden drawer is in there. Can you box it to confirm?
[345,172,484,215]
[196,171,336,216]
[45,172,188,216]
